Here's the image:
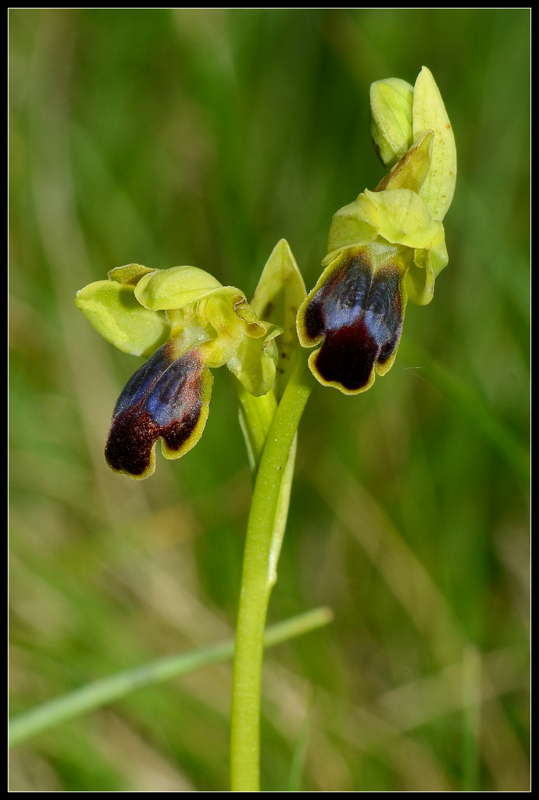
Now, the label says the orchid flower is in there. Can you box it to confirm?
[296,66,457,394]
[76,263,280,478]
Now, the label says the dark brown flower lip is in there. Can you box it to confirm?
[105,342,211,478]
[301,252,403,393]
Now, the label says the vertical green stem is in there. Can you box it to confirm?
[230,350,313,791]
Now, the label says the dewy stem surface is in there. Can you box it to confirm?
[230,349,314,791]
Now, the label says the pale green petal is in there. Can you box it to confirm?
[398,219,445,250]
[135,266,223,310]
[413,66,457,221]
[427,227,449,278]
[232,296,267,339]
[369,77,414,168]
[75,281,169,356]
[406,258,435,306]
[326,192,380,255]
[406,227,448,305]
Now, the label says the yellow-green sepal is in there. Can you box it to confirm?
[251,239,307,398]
[75,280,169,357]
[412,66,457,222]
[134,266,224,311]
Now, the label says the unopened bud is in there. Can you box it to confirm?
[370,77,414,168]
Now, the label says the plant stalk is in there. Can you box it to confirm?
[230,349,314,791]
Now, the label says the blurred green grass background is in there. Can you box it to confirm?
[9,8,529,791]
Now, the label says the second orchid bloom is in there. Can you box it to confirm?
[296,66,456,394]
[76,263,282,478]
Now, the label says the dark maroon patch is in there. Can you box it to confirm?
[105,408,159,477]
[105,343,208,477]
[313,320,379,392]
[305,253,402,392]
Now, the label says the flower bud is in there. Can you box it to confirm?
[370,77,414,168]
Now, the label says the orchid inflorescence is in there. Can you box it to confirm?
[76,66,456,478]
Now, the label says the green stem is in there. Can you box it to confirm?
[230,349,314,791]
[236,387,278,473]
